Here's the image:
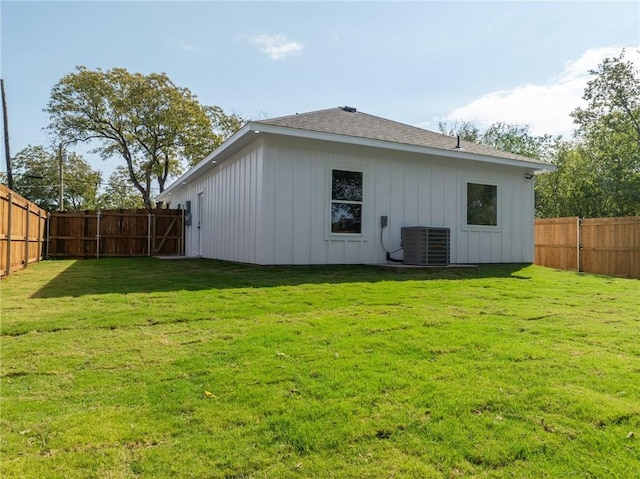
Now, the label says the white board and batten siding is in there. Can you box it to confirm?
[259,136,535,265]
[176,141,264,264]
[174,135,535,265]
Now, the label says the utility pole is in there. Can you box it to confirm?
[1,79,13,189]
[58,143,64,211]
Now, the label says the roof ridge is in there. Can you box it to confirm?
[256,107,343,124]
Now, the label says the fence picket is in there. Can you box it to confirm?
[0,185,47,276]
[535,216,640,278]
[47,209,183,258]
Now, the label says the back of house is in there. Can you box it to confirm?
[156,107,554,265]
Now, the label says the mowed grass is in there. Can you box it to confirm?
[1,259,639,478]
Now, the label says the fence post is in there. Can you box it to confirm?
[180,208,185,256]
[152,214,157,255]
[5,190,12,276]
[37,210,42,264]
[45,212,51,259]
[577,217,583,273]
[96,211,101,259]
[24,202,30,268]
[147,213,152,257]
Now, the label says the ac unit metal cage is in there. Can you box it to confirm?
[401,227,450,265]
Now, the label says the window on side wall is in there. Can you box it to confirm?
[331,169,363,234]
[466,181,498,227]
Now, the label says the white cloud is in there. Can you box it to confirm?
[444,46,640,137]
[250,34,304,61]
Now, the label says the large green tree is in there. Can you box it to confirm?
[569,50,640,216]
[45,67,243,208]
[10,145,101,211]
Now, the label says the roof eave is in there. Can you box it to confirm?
[158,121,557,202]
[157,122,257,201]
[253,123,557,171]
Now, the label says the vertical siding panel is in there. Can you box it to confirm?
[328,240,346,264]
[417,163,432,227]
[235,160,242,261]
[255,145,265,264]
[310,151,328,264]
[363,157,379,262]
[213,171,219,259]
[274,150,294,264]
[376,157,395,256]
[238,157,245,261]
[389,161,405,241]
[261,146,277,264]
[249,149,257,263]
[404,162,419,227]
[502,177,515,263]
[228,162,233,259]
[523,178,535,262]
[293,150,312,264]
[431,166,445,226]
[455,171,468,264]
[480,231,492,263]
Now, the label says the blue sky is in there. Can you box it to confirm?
[1,0,639,184]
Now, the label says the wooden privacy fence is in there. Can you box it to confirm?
[1,185,48,277]
[48,209,184,258]
[535,216,640,278]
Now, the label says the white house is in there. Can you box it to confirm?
[156,107,555,265]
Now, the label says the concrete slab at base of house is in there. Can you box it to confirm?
[377,263,478,269]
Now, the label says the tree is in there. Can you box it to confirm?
[569,50,640,216]
[96,166,146,209]
[438,120,481,142]
[46,67,244,208]
[481,123,560,163]
[442,120,565,216]
[10,145,101,211]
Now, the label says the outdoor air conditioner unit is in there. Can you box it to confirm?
[401,227,450,265]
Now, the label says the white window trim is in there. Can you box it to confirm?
[463,177,502,232]
[325,165,367,241]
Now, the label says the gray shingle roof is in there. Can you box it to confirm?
[255,107,543,164]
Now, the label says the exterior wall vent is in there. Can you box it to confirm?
[401,227,450,265]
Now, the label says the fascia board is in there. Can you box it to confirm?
[253,123,557,172]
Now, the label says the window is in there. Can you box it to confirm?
[466,182,498,226]
[331,169,363,234]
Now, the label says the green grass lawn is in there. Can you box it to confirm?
[1,259,639,478]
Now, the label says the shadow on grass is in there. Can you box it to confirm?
[31,257,532,298]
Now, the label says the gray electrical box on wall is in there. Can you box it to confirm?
[401,227,450,265]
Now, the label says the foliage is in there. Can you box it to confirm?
[96,166,146,209]
[9,145,101,211]
[438,119,481,142]
[45,67,244,208]
[481,123,560,163]
[439,120,559,163]
[2,259,639,478]
[568,50,640,216]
